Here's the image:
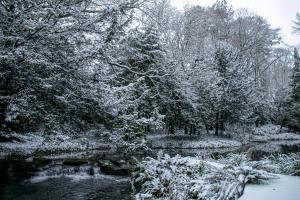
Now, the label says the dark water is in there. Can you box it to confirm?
[152,140,300,158]
[0,175,132,200]
[0,161,132,200]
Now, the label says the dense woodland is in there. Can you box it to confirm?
[1,0,300,150]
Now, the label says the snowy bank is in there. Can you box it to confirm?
[0,132,107,159]
[249,124,300,142]
[240,175,300,200]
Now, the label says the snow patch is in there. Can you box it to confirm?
[240,175,300,200]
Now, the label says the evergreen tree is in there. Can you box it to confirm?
[293,12,300,34]
[197,43,251,135]
[112,28,166,138]
[284,48,300,131]
[292,48,300,101]
[0,0,139,133]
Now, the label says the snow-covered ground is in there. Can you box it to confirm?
[250,133,300,142]
[0,132,44,158]
[147,124,300,151]
[249,124,300,142]
[0,132,107,159]
[240,175,300,200]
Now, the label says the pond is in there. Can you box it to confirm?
[0,175,132,200]
[0,156,133,200]
[0,140,299,200]
[151,140,300,158]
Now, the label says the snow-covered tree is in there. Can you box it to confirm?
[0,0,140,133]
[293,12,300,34]
[283,48,300,131]
[195,43,252,135]
[106,28,167,141]
[292,48,300,101]
[0,0,296,151]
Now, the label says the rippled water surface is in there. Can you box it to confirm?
[0,175,132,200]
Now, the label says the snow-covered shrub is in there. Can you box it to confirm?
[260,153,300,175]
[102,129,151,154]
[252,124,288,135]
[132,152,275,200]
[220,124,253,141]
[220,153,300,176]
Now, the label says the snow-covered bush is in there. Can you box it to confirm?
[132,152,275,200]
[248,125,300,141]
[101,129,151,154]
[220,153,300,176]
[261,153,300,175]
[252,124,288,135]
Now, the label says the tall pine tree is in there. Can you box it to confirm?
[112,28,166,137]
[292,48,300,101]
[284,48,300,131]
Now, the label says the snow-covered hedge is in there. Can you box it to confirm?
[132,152,275,200]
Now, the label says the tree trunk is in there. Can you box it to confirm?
[145,125,150,134]
[201,114,210,134]
[184,123,188,135]
[192,124,196,135]
[220,111,224,135]
[215,111,219,136]
[280,117,286,131]
[169,124,174,134]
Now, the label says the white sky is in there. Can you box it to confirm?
[170,0,300,45]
